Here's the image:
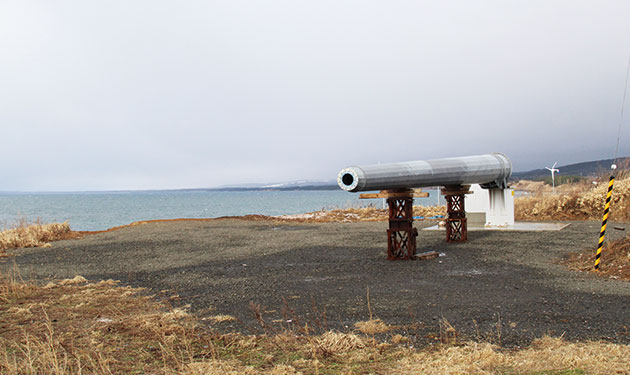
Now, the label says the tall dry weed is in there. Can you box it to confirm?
[515,177,630,221]
[566,234,630,279]
[0,219,72,253]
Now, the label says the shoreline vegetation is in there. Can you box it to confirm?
[0,220,75,255]
[2,179,630,373]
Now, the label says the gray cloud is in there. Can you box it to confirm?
[2,0,629,191]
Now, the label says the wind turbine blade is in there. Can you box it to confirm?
[545,167,552,171]
[552,162,558,168]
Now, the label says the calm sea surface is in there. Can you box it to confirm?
[0,189,440,231]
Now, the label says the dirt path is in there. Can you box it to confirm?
[3,219,630,347]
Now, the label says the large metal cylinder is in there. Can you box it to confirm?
[337,153,512,192]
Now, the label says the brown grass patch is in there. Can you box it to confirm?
[315,331,367,352]
[277,207,388,222]
[2,269,630,374]
[277,205,446,223]
[0,220,76,255]
[354,319,391,335]
[0,270,215,374]
[565,235,630,280]
[395,335,630,374]
[515,177,630,221]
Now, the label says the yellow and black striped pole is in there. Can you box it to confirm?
[595,173,616,270]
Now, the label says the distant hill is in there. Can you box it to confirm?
[512,157,630,180]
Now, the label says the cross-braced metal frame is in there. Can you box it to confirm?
[444,186,469,242]
[386,193,418,260]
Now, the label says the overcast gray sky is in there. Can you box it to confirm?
[2,1,630,191]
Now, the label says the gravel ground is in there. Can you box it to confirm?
[3,219,630,347]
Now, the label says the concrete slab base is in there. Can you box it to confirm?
[423,222,571,232]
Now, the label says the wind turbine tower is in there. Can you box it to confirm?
[546,162,560,192]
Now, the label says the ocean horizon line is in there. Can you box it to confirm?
[0,185,342,195]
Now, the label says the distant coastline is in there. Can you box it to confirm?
[0,185,340,195]
[195,184,339,192]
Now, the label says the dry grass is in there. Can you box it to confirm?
[354,319,391,335]
[511,179,552,193]
[2,269,630,374]
[514,177,630,221]
[0,219,74,255]
[565,235,630,280]
[277,205,446,223]
[277,207,389,222]
[315,331,367,352]
[394,336,630,374]
[0,267,395,374]
[0,269,215,374]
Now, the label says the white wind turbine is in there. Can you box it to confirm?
[546,162,560,192]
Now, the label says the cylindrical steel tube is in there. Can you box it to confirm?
[337,153,512,192]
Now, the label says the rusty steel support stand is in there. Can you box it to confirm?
[386,189,418,260]
[443,185,470,242]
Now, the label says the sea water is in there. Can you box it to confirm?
[0,189,440,231]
